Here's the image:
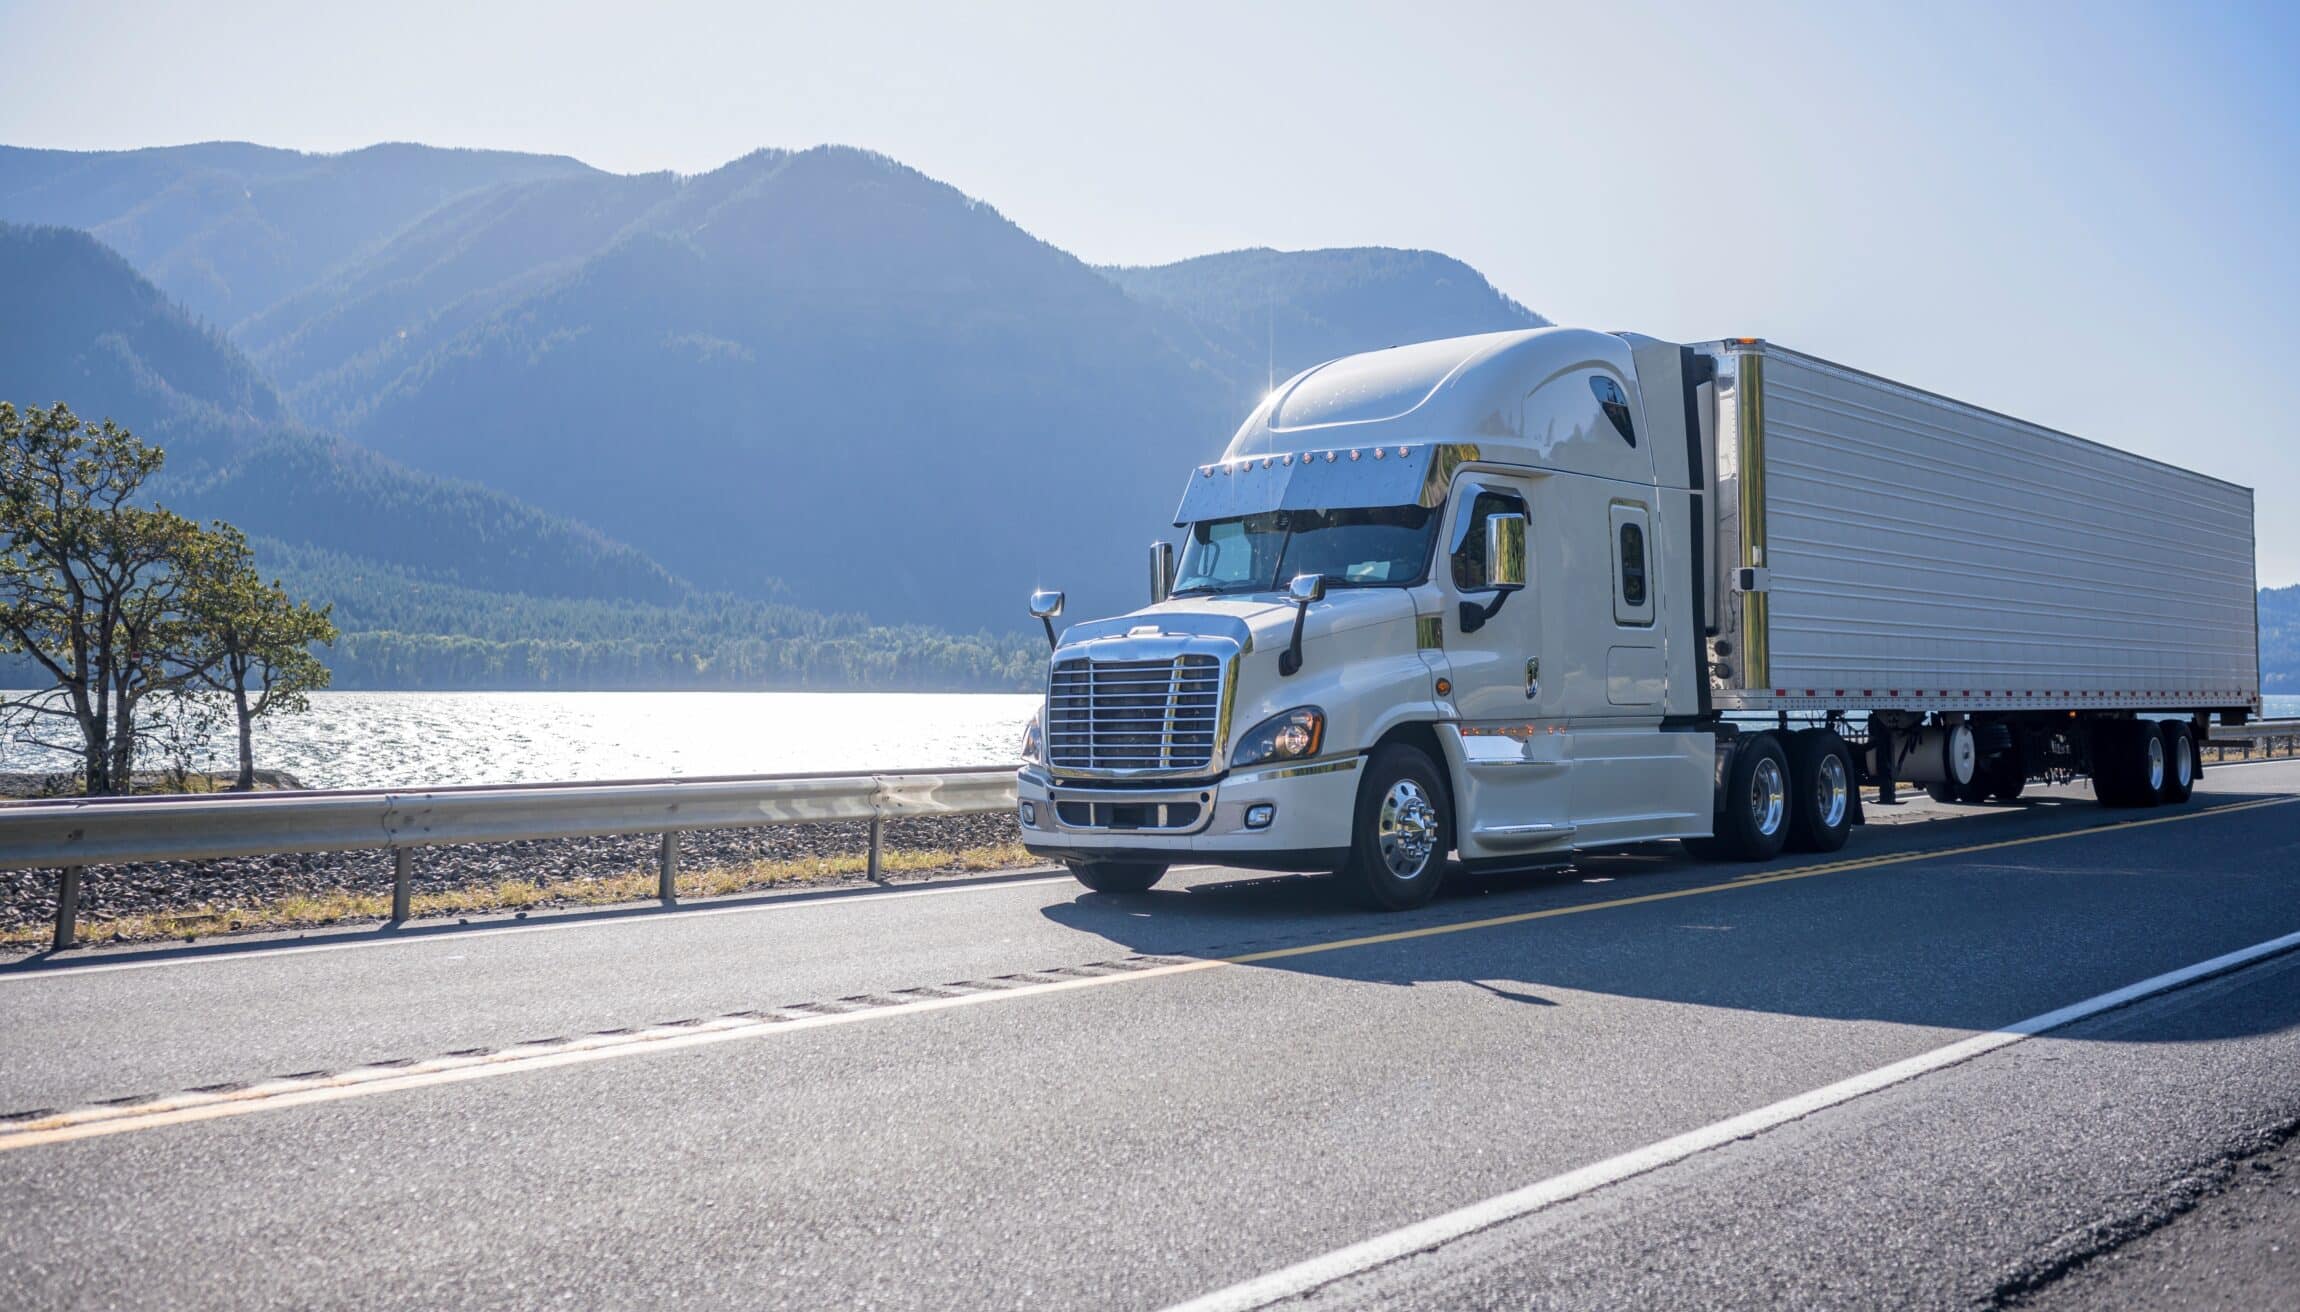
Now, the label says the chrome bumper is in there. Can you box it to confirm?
[1017,770,1218,835]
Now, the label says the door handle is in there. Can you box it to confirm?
[1525,657,1540,700]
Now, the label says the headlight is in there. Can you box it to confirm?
[1020,711,1044,765]
[1232,706,1325,768]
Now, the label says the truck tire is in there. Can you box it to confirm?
[1684,733,1791,862]
[2158,722,2195,804]
[1785,729,1854,853]
[1984,741,2027,803]
[1338,744,1451,910]
[2092,721,2161,809]
[1067,861,1167,894]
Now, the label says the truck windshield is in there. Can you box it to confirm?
[1172,505,1438,595]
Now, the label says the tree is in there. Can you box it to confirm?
[0,403,224,794]
[183,525,337,789]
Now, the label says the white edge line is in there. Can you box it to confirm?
[0,871,1079,980]
[1161,926,2300,1312]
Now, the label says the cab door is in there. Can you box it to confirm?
[1433,474,1572,859]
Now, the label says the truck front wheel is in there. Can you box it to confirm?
[1338,744,1451,910]
[1067,861,1167,894]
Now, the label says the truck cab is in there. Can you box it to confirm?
[1016,327,1731,907]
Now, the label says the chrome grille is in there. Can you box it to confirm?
[1047,653,1224,775]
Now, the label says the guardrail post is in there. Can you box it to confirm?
[658,832,679,902]
[53,866,82,951]
[391,848,412,923]
[867,815,884,882]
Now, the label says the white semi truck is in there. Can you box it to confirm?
[1016,328,2259,909]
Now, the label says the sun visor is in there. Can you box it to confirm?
[1173,444,1475,525]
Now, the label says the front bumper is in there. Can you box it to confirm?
[1016,757,1362,871]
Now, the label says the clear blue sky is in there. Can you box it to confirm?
[5,0,2296,582]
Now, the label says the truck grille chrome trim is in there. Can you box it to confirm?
[1046,649,1231,778]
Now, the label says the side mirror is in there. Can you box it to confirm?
[1149,542,1175,604]
[1483,513,1527,591]
[1461,513,1527,634]
[1028,589,1065,650]
[1279,573,1324,676]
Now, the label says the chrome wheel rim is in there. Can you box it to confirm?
[2146,734,2166,792]
[1378,779,1440,879]
[1751,757,1786,836]
[2172,733,2193,788]
[1817,752,1849,830]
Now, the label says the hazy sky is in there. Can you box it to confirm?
[5,0,2297,581]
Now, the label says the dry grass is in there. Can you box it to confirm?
[4,842,1040,951]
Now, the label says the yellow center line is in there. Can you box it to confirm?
[3,794,2290,1153]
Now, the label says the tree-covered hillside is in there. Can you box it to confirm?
[2261,584,2298,693]
[0,142,595,329]
[0,220,1040,690]
[0,222,681,605]
[48,145,1542,628]
[254,541,1038,690]
[1102,246,1547,412]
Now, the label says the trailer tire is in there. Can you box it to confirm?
[1338,744,1451,910]
[2092,721,2161,809]
[1067,861,1167,894]
[2159,722,2195,804]
[1985,743,2027,803]
[1785,730,1854,854]
[1685,733,1791,862]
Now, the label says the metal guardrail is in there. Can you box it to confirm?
[2205,718,2300,763]
[1,766,1022,951]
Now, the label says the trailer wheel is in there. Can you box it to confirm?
[1984,743,2027,803]
[1685,733,1791,862]
[1338,744,1451,910]
[1785,730,1854,853]
[2158,722,2195,804]
[2092,721,2161,809]
[1067,861,1167,894]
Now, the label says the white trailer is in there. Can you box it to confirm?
[1016,328,2259,908]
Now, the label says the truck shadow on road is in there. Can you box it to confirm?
[1039,788,2300,1042]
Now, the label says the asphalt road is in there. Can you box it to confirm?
[3,761,2298,1309]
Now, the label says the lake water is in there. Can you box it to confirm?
[4,690,2292,791]
[0,691,1041,789]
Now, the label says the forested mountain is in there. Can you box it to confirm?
[2261,585,2298,693]
[0,143,594,330]
[0,220,1038,689]
[0,142,1548,628]
[1104,247,1546,412]
[0,222,680,604]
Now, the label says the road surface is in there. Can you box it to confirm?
[3,762,2298,1309]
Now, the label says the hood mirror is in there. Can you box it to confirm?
[1028,589,1065,650]
[1279,573,1324,677]
[1149,542,1175,604]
